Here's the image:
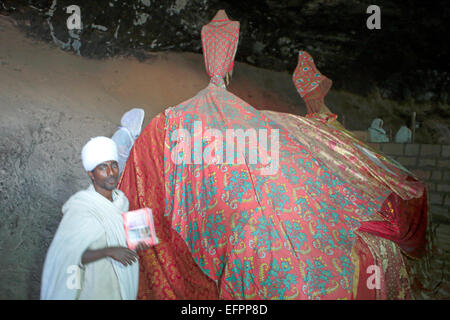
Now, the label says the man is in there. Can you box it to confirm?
[41,136,147,300]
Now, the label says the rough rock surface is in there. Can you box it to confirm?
[2,0,448,142]
[2,0,449,103]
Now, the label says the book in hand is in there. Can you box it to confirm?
[122,208,159,250]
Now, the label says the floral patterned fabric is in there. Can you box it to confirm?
[162,17,395,299]
[263,111,425,203]
[118,113,219,299]
[201,18,239,88]
[119,17,428,300]
[164,86,385,299]
[261,111,428,259]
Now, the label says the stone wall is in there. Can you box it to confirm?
[367,142,450,224]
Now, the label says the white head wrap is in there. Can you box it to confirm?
[81,136,118,171]
[120,108,145,140]
[369,118,386,134]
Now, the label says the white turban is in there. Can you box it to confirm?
[81,136,118,171]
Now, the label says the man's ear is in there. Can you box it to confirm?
[87,170,94,182]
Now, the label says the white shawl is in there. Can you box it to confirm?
[41,185,138,300]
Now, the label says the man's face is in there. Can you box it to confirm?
[88,160,119,192]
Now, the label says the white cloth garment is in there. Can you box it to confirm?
[368,118,389,143]
[40,185,138,300]
[81,136,118,172]
[395,125,412,143]
[112,108,145,174]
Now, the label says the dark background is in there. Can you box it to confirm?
[2,0,449,103]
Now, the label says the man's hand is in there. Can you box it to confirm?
[135,242,151,252]
[106,247,139,266]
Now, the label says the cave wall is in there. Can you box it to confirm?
[0,103,114,299]
[2,0,448,141]
[3,0,449,102]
